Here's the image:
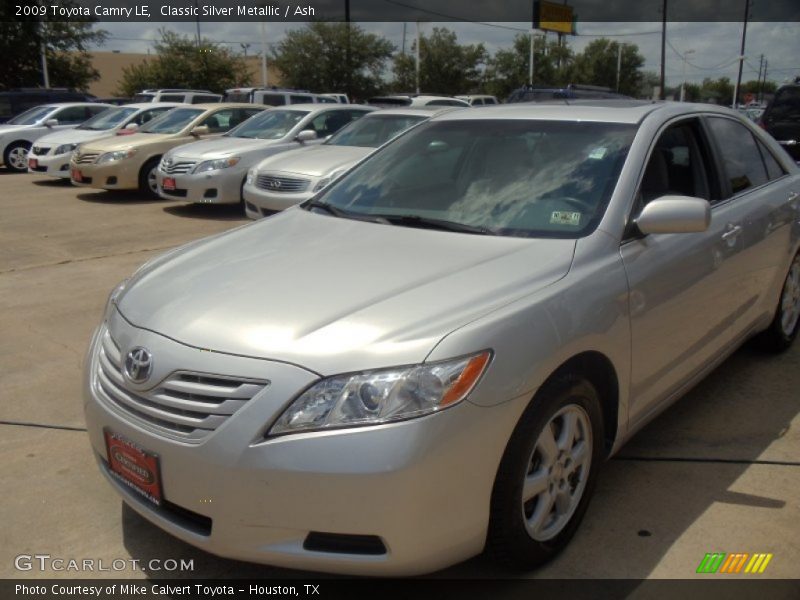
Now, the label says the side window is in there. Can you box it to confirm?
[706,117,768,195]
[755,138,786,181]
[637,120,713,211]
[484,97,498,105]
[191,95,219,104]
[260,94,287,106]
[53,106,91,124]
[290,95,314,104]
[310,111,352,137]
[200,109,235,133]
[472,98,484,106]
[160,94,186,103]
[426,99,463,106]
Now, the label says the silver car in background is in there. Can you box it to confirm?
[84,101,800,576]
[27,103,179,178]
[156,104,375,209]
[243,108,443,218]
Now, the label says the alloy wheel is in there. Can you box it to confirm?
[8,146,28,170]
[780,255,800,337]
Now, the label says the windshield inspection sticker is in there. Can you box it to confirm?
[588,147,608,160]
[551,211,582,226]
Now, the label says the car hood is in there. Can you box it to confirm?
[256,145,372,177]
[80,132,173,152]
[118,209,576,375]
[0,124,34,135]
[35,128,113,146]
[170,136,282,160]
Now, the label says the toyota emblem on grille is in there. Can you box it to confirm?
[124,347,153,383]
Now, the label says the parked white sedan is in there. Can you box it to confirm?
[27,103,179,179]
[0,103,111,172]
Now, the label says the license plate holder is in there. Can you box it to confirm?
[104,428,163,506]
[28,158,38,169]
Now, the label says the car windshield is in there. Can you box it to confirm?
[315,119,637,238]
[228,109,308,139]
[326,114,428,148]
[138,108,203,134]
[77,107,138,130]
[7,106,57,125]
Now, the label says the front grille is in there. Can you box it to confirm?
[32,146,51,155]
[161,188,187,197]
[256,174,309,193]
[94,328,268,442]
[30,165,47,172]
[75,152,99,164]
[161,160,196,174]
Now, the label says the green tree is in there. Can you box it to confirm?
[116,30,252,96]
[699,77,733,104]
[0,2,106,91]
[485,34,573,100]
[392,28,487,95]
[569,39,645,97]
[270,23,394,101]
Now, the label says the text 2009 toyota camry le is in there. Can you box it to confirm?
[84,101,800,575]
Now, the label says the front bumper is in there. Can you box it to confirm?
[242,181,313,217]
[157,167,244,205]
[84,313,520,575]
[70,159,139,190]
[27,152,71,178]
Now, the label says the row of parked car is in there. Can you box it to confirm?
[3,93,480,218]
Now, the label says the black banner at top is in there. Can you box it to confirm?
[6,0,800,23]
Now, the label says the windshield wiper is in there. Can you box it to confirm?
[372,214,496,235]
[304,200,389,224]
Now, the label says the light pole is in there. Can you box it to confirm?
[680,48,695,102]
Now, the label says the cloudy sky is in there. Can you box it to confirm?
[92,20,800,88]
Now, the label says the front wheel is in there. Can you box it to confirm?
[4,142,31,173]
[486,375,604,570]
[138,157,160,198]
[755,252,800,352]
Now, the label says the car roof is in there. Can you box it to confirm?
[187,103,264,110]
[273,103,374,112]
[364,107,455,117]
[34,102,112,109]
[116,102,182,110]
[431,100,742,125]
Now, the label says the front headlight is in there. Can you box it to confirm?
[103,278,129,322]
[55,143,77,155]
[193,157,240,174]
[312,168,347,192]
[97,149,136,164]
[269,351,492,435]
[246,167,256,185]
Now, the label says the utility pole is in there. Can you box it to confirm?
[402,22,406,55]
[756,54,764,103]
[529,29,536,86]
[659,0,667,100]
[615,44,622,92]
[415,22,420,95]
[345,0,351,99]
[733,0,749,108]
[680,48,695,102]
[260,21,268,86]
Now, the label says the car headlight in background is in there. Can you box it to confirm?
[55,143,78,155]
[269,350,492,435]
[246,167,256,185]
[312,168,348,192]
[97,149,136,164]
[193,157,240,174]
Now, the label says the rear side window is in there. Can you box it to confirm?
[54,106,91,124]
[160,94,186,102]
[426,99,465,106]
[290,95,314,104]
[755,139,786,181]
[191,95,220,104]
[259,94,287,106]
[706,117,768,195]
[484,97,498,105]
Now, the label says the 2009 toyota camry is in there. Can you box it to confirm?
[84,101,800,575]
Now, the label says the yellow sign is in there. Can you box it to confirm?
[536,1,574,35]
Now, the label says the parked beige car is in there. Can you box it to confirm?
[70,103,265,196]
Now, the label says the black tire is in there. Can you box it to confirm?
[4,141,31,173]
[138,157,161,198]
[754,252,800,353]
[486,375,604,570]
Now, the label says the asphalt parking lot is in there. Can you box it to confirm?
[1,170,799,581]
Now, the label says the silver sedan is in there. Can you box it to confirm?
[84,101,800,576]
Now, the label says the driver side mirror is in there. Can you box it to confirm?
[124,122,139,131]
[45,119,58,128]
[191,125,210,136]
[635,195,711,235]
[295,129,317,143]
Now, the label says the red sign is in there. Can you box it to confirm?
[104,429,162,505]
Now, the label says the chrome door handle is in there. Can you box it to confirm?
[788,191,799,202]
[721,225,742,241]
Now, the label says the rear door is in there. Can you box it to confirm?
[704,115,799,330]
